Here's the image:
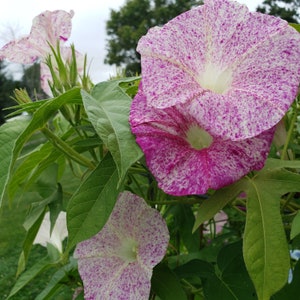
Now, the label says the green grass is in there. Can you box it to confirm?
[0,196,53,299]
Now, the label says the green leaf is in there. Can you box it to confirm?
[289,23,300,32]
[7,257,53,299]
[17,207,47,276]
[0,115,31,206]
[215,241,257,300]
[151,263,187,300]
[193,182,242,232]
[174,242,257,300]
[291,211,300,240]
[242,168,300,300]
[272,260,300,299]
[7,142,55,200]
[81,79,143,184]
[19,176,62,275]
[67,153,120,251]
[174,259,215,279]
[264,158,300,170]
[13,88,82,158]
[35,257,77,300]
[1,88,81,205]
[167,204,200,252]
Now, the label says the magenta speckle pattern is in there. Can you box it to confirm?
[0,10,74,64]
[74,191,169,300]
[137,0,300,140]
[0,10,79,95]
[129,84,275,196]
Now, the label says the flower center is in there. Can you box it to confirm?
[198,63,232,94]
[186,125,213,150]
[118,238,138,263]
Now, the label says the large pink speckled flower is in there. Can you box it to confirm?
[137,0,300,141]
[74,191,169,300]
[0,10,83,94]
[130,84,275,196]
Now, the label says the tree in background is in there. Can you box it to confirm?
[0,61,21,124]
[105,0,201,75]
[256,0,300,23]
[22,62,47,99]
[0,61,46,125]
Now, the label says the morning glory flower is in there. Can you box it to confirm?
[0,10,82,94]
[74,191,169,300]
[34,211,68,254]
[0,10,74,64]
[137,0,300,140]
[130,84,275,196]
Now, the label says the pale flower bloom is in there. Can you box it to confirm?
[137,0,300,141]
[130,84,275,196]
[129,0,300,195]
[74,191,170,300]
[0,10,83,95]
[34,211,68,253]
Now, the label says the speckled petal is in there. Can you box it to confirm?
[0,10,73,64]
[137,0,300,139]
[108,192,169,268]
[0,37,40,64]
[76,244,152,300]
[107,191,150,236]
[130,86,275,196]
[135,205,170,270]
[74,191,169,299]
[74,222,121,259]
[30,10,74,47]
[102,262,151,300]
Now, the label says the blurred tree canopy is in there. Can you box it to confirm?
[256,0,300,23]
[0,62,46,124]
[0,61,21,124]
[105,0,202,75]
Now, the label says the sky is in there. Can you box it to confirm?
[0,0,262,83]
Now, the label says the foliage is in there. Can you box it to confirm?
[2,73,300,299]
[1,4,300,300]
[0,62,21,125]
[256,0,300,23]
[105,0,202,75]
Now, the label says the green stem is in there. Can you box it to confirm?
[281,108,297,160]
[41,127,95,170]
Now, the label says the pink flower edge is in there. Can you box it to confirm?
[137,0,300,140]
[129,83,275,196]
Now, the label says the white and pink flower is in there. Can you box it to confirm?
[74,191,169,300]
[0,10,83,94]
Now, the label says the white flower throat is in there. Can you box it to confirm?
[198,63,232,94]
[118,238,138,263]
[186,125,213,150]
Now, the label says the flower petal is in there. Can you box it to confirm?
[30,10,74,47]
[77,257,151,300]
[135,205,170,270]
[0,10,74,64]
[105,192,170,268]
[74,223,121,259]
[137,0,300,139]
[0,37,40,64]
[74,191,169,299]
[130,85,275,196]
[33,211,68,253]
